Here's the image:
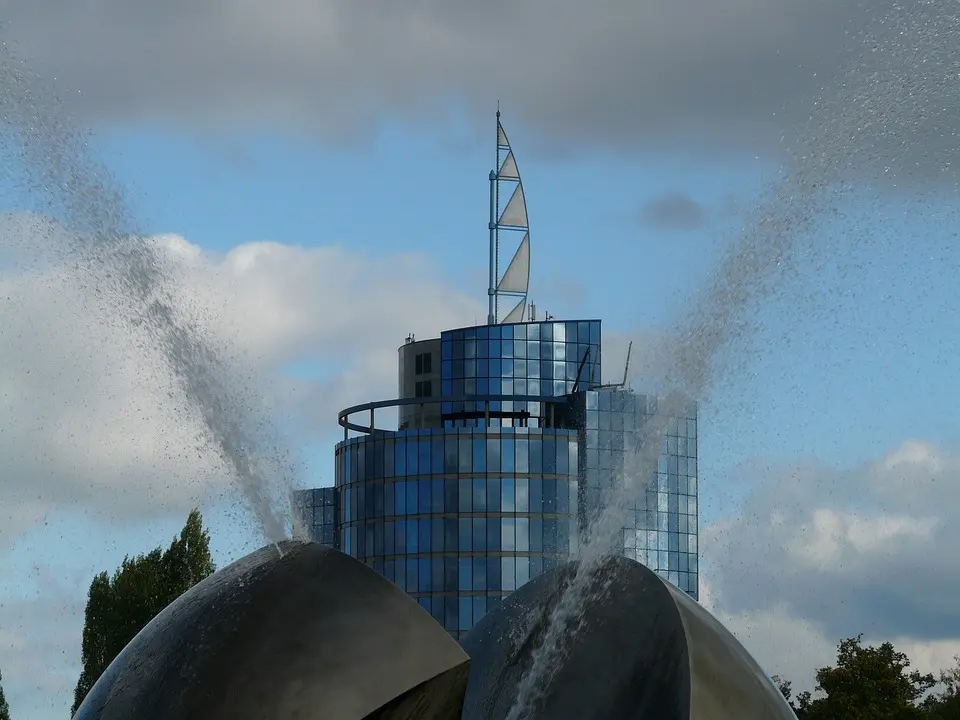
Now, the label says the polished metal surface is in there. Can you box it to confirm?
[73,541,468,720]
[461,557,689,720]
[664,583,797,720]
[460,556,796,720]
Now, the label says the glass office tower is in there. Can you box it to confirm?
[296,318,698,638]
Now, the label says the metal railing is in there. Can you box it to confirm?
[337,393,570,438]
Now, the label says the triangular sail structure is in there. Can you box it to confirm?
[488,112,531,324]
[502,297,527,324]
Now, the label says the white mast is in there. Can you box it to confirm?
[487,107,531,324]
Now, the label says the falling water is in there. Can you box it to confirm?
[0,43,297,543]
[507,2,960,717]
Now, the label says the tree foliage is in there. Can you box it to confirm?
[70,510,216,716]
[777,635,938,719]
[921,657,960,719]
[0,668,10,720]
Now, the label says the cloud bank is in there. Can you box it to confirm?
[0,215,482,551]
[702,439,960,690]
[3,0,959,173]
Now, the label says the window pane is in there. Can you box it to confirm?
[486,478,500,512]
[406,520,418,553]
[501,438,515,472]
[501,518,517,551]
[459,437,472,472]
[487,438,501,472]
[406,440,418,474]
[473,478,487,512]
[395,481,406,515]
[459,597,473,631]
[516,517,530,552]
[502,556,517,591]
[406,482,418,515]
[473,438,487,472]
[487,517,500,551]
[516,557,530,588]
[473,518,486,551]
[501,477,515,512]
[418,479,431,513]
[516,440,529,473]
[516,477,529,512]
[459,518,472,551]
[473,556,487,590]
[530,441,542,473]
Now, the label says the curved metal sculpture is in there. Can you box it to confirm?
[72,540,469,720]
[73,543,794,720]
[461,556,796,720]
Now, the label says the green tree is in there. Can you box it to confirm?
[798,635,935,720]
[772,673,809,717]
[921,656,960,719]
[71,510,216,716]
[0,668,10,720]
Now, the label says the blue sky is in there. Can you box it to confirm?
[4,1,960,714]
[86,121,960,480]
[5,116,956,551]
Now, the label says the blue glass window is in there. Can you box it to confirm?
[459,597,472,631]
[459,518,472,551]
[516,440,529,473]
[459,478,473,512]
[501,477,515,512]
[486,557,501,591]
[530,441,542,473]
[486,438,500,472]
[406,440,419,475]
[502,556,517,591]
[473,439,487,472]
[395,521,406,553]
[516,478,529,512]
[473,518,487,551]
[473,478,487,511]
[406,520,418,553]
[406,482,418,515]
[502,517,516,551]
[501,438,515,472]
[459,558,472,591]
[486,517,500,551]
[472,557,487,590]
[516,517,530,552]
[486,478,500,512]
[458,437,472,472]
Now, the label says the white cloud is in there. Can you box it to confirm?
[0,214,482,549]
[701,438,960,690]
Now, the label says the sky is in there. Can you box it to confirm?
[2,1,960,717]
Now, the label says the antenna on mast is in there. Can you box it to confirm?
[487,107,531,325]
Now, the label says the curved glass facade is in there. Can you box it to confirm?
[335,426,578,636]
[440,320,601,428]
[299,317,699,636]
